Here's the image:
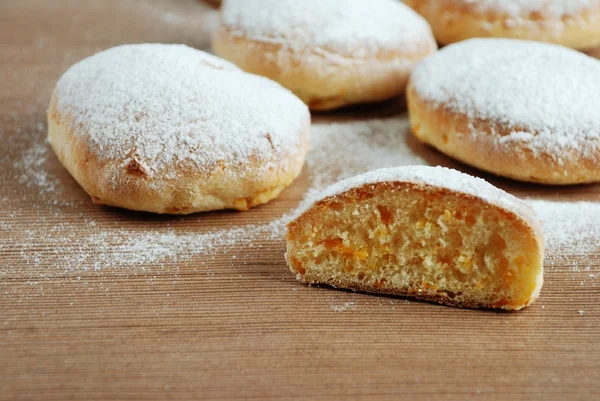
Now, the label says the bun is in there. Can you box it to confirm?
[286,166,544,310]
[48,44,310,214]
[408,39,600,185]
[212,0,437,110]
[404,0,600,50]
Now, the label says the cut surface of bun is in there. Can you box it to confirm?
[286,166,544,310]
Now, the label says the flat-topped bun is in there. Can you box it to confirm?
[408,38,600,185]
[48,44,310,214]
[213,0,437,110]
[404,0,600,50]
[286,166,544,310]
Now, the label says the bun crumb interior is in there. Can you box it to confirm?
[286,167,544,310]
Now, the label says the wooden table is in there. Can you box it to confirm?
[1,1,599,400]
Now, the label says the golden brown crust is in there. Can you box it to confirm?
[47,93,310,214]
[299,280,528,310]
[404,0,600,50]
[406,85,600,185]
[287,181,544,310]
[211,26,436,111]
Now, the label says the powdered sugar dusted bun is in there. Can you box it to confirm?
[48,44,310,214]
[286,166,544,310]
[212,0,437,110]
[408,39,600,185]
[404,0,600,50]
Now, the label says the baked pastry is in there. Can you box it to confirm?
[403,0,600,50]
[408,38,600,185]
[48,44,310,214]
[286,166,544,310]
[212,0,437,111]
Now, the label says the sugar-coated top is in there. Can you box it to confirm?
[307,166,536,222]
[53,44,309,178]
[410,38,600,158]
[459,0,600,17]
[221,0,434,56]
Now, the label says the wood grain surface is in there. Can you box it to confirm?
[1,1,599,400]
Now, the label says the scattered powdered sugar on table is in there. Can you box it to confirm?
[528,200,600,252]
[17,225,258,271]
[308,119,424,191]
[10,116,600,273]
[14,137,61,195]
[330,301,357,312]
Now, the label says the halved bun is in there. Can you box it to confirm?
[286,166,544,310]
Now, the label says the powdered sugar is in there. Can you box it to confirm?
[330,301,357,312]
[528,200,600,251]
[53,44,308,179]
[411,39,600,160]
[221,0,434,57]
[14,137,61,195]
[308,118,425,193]
[16,223,265,272]
[312,165,529,218]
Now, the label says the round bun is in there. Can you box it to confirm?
[212,0,437,111]
[404,0,600,50]
[286,166,544,310]
[48,44,310,214]
[408,38,600,185]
